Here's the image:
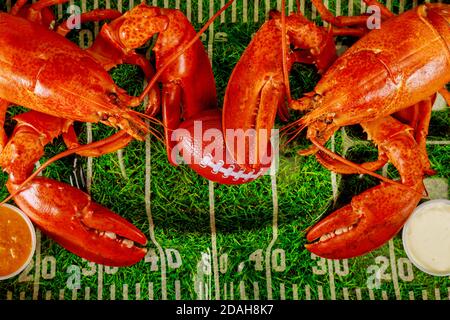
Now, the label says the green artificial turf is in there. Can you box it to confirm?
[0,0,449,300]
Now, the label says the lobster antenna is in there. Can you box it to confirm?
[133,0,236,106]
[0,130,133,205]
[281,0,292,104]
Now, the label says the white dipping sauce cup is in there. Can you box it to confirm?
[402,199,450,277]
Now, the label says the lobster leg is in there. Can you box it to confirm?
[0,111,148,266]
[56,9,123,37]
[316,97,436,176]
[315,152,388,175]
[12,0,67,26]
[394,97,435,176]
[311,0,394,28]
[62,125,133,158]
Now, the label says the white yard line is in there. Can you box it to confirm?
[265,166,279,300]
[207,1,220,300]
[145,107,167,300]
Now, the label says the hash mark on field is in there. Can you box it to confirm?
[386,0,392,11]
[239,281,247,300]
[135,283,141,300]
[59,289,65,300]
[305,285,311,300]
[292,284,298,300]
[409,291,415,300]
[198,0,202,22]
[253,282,260,300]
[311,1,317,19]
[360,0,366,14]
[20,292,25,300]
[348,0,354,16]
[6,291,12,300]
[123,284,128,300]
[300,0,306,15]
[327,258,336,300]
[187,0,192,21]
[231,0,237,22]
[243,0,248,23]
[45,291,51,300]
[175,280,181,300]
[336,0,341,15]
[323,0,329,27]
[399,0,405,13]
[85,287,90,300]
[343,288,349,300]
[110,284,116,300]
[280,283,286,300]
[149,283,154,300]
[435,288,441,300]
[71,289,77,300]
[368,289,375,300]
[355,288,362,300]
[97,264,103,300]
[318,286,324,300]
[288,0,294,14]
[422,290,428,300]
[229,282,234,299]
[382,291,388,300]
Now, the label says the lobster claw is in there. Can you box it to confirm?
[305,183,423,259]
[173,109,271,185]
[10,178,147,267]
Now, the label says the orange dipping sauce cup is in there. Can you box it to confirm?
[0,204,36,280]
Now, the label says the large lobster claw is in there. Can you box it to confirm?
[305,183,423,259]
[305,115,428,259]
[11,178,147,266]
[0,111,147,266]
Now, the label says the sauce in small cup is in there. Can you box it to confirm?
[0,204,36,280]
[402,199,450,276]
